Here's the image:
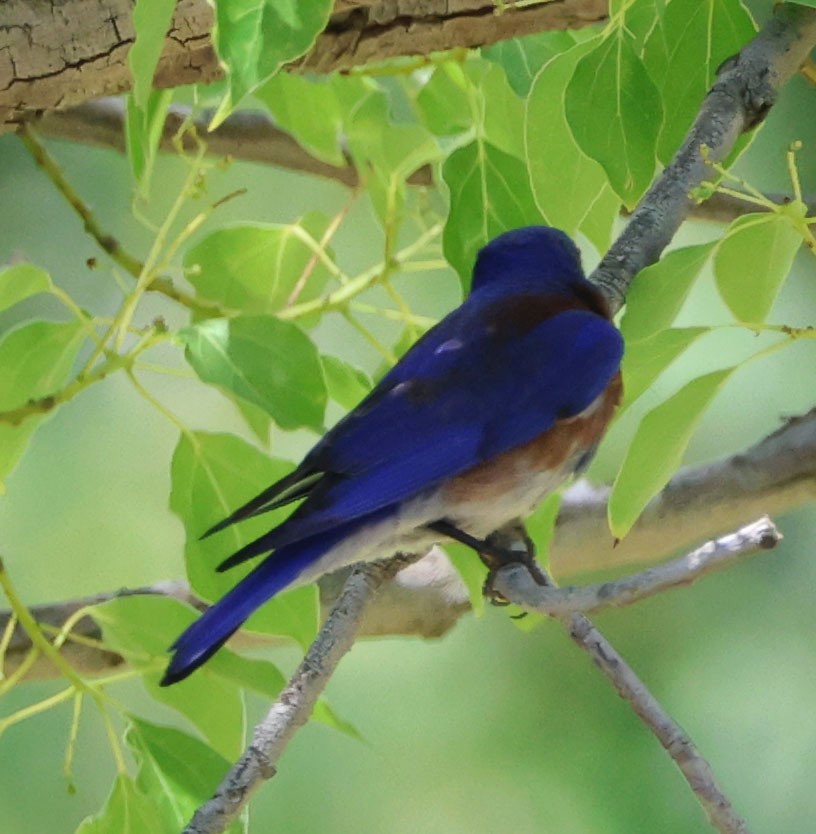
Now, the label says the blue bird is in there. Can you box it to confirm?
[161,226,624,685]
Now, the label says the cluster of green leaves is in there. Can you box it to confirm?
[2,0,815,831]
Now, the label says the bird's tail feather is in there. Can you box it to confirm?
[161,537,329,686]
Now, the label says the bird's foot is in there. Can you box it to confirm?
[480,522,548,607]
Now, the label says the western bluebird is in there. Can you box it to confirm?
[162,226,623,685]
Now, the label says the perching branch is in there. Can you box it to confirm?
[2,409,812,681]
[181,554,420,834]
[492,517,781,616]
[0,0,609,132]
[589,3,816,312]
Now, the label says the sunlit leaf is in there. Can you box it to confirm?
[76,775,164,834]
[644,0,756,161]
[714,212,803,322]
[126,718,243,834]
[620,241,716,342]
[0,321,85,492]
[210,0,333,127]
[345,92,439,223]
[565,31,662,207]
[180,315,327,432]
[442,141,541,287]
[312,699,363,740]
[484,30,576,96]
[620,326,709,409]
[126,88,173,192]
[321,354,372,410]
[609,367,735,537]
[256,73,372,166]
[129,0,176,109]
[169,431,320,649]
[184,213,334,317]
[0,263,52,312]
[525,40,619,252]
[93,594,246,759]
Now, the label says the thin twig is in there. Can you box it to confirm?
[183,553,420,834]
[565,615,751,834]
[493,517,781,616]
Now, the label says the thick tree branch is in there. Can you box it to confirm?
[2,409,812,682]
[0,0,608,133]
[589,3,816,311]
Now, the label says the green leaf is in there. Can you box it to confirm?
[129,0,177,109]
[256,73,371,166]
[445,542,487,616]
[125,88,173,192]
[526,490,564,573]
[442,141,542,286]
[525,41,619,252]
[92,594,247,759]
[207,651,287,697]
[620,326,709,409]
[169,431,320,649]
[0,321,85,492]
[565,31,662,207]
[180,315,327,432]
[415,63,472,136]
[76,775,164,834]
[620,241,716,342]
[467,61,526,159]
[0,263,52,312]
[210,0,334,127]
[609,367,735,537]
[184,213,334,317]
[714,213,803,322]
[345,92,439,223]
[644,0,756,161]
[312,699,363,740]
[321,354,371,410]
[483,30,576,97]
[126,718,242,834]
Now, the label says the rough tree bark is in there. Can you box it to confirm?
[0,0,608,131]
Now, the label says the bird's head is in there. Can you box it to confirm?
[470,226,588,296]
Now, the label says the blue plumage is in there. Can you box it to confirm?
[162,226,623,685]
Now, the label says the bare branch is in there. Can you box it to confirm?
[0,0,607,133]
[493,517,781,616]
[590,3,816,311]
[565,612,753,834]
[182,554,419,834]
[34,100,815,222]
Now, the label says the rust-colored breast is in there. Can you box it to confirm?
[444,372,622,505]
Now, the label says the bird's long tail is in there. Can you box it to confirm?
[161,536,331,686]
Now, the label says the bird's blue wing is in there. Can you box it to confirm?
[223,298,622,563]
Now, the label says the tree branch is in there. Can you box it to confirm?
[493,517,781,616]
[182,554,419,834]
[32,99,816,223]
[2,409,812,682]
[589,3,816,312]
[0,0,608,133]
